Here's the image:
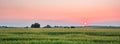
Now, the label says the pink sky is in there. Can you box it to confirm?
[0,0,120,26]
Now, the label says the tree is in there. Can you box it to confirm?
[25,26,29,28]
[43,25,52,28]
[71,26,75,28]
[54,26,59,28]
[0,26,8,28]
[31,23,40,28]
[64,26,70,28]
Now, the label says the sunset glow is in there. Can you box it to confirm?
[0,0,120,26]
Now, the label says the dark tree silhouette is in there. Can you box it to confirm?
[71,26,75,28]
[43,25,52,28]
[25,26,29,28]
[0,26,8,28]
[31,23,40,28]
[64,26,70,28]
[54,26,59,28]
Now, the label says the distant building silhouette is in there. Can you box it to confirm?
[31,23,40,28]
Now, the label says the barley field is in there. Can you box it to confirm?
[0,28,120,44]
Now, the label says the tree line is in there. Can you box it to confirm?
[0,23,119,28]
[31,23,75,28]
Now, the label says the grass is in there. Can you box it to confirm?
[0,28,119,44]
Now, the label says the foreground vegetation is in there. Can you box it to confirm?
[0,28,120,44]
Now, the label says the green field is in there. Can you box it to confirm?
[0,28,120,44]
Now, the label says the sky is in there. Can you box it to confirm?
[0,0,120,27]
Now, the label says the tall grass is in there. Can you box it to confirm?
[0,28,119,44]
